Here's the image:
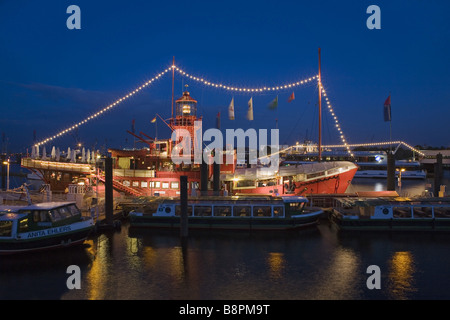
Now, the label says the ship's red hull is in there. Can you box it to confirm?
[232,167,358,196]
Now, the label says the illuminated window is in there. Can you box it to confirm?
[141,181,148,188]
[171,182,179,189]
[233,206,251,217]
[253,206,271,217]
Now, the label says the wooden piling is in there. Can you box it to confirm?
[104,157,114,226]
[180,175,188,238]
[201,159,208,193]
[1,155,5,191]
[387,151,395,191]
[434,153,443,197]
[213,154,220,194]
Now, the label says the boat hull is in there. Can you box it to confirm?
[130,214,321,231]
[331,213,450,232]
[0,218,94,255]
[234,167,358,196]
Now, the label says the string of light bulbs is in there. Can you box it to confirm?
[320,82,355,158]
[33,64,321,147]
[33,67,173,147]
[323,141,424,156]
[173,66,318,92]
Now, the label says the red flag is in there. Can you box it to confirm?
[288,92,295,103]
[384,95,391,122]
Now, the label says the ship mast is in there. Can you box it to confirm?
[171,56,175,120]
[318,48,322,162]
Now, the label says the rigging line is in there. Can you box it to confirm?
[283,91,315,145]
[323,102,332,145]
[283,82,318,145]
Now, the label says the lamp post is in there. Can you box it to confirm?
[2,159,10,191]
[397,168,405,195]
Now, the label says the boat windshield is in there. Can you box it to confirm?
[0,220,13,237]
[288,202,306,214]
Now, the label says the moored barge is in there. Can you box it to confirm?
[129,195,323,230]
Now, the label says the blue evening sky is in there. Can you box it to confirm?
[0,0,449,153]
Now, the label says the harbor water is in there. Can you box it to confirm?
[1,171,450,301]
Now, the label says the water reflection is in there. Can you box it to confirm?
[84,235,112,300]
[311,247,361,299]
[267,252,285,280]
[5,221,450,300]
[388,251,417,300]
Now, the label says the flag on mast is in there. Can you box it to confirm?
[228,97,235,120]
[151,116,156,123]
[384,95,391,122]
[288,92,295,103]
[216,112,221,129]
[268,96,278,110]
[247,97,253,120]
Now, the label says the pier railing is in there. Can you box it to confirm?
[21,158,93,173]
[113,169,155,178]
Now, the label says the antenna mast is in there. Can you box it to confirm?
[318,48,322,162]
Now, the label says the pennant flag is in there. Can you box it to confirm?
[268,96,278,110]
[228,97,235,120]
[383,95,391,122]
[247,97,254,120]
[151,116,157,123]
[288,92,295,103]
[216,112,221,129]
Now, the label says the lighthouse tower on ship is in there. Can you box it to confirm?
[170,86,202,159]
[102,88,206,197]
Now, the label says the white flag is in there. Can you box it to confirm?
[228,97,235,120]
[247,97,253,121]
